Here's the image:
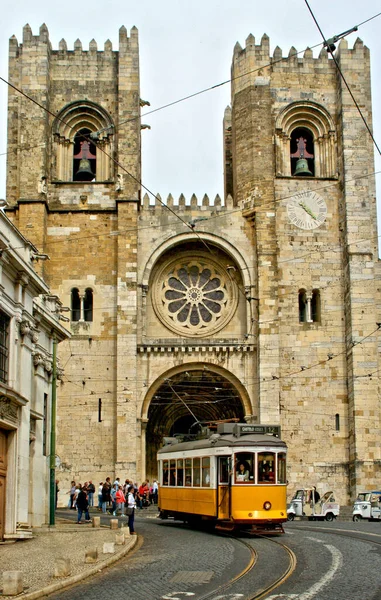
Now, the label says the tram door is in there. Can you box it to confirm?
[0,430,7,540]
[217,456,230,519]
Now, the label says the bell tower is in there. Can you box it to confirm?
[6,24,142,484]
[225,34,380,498]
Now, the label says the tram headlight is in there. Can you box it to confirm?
[263,501,272,511]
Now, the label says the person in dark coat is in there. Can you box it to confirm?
[76,487,91,523]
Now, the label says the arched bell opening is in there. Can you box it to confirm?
[144,367,248,480]
[290,127,314,176]
[73,128,97,181]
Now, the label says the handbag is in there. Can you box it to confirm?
[126,507,134,515]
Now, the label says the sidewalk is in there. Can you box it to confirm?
[0,516,138,599]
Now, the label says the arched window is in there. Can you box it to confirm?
[290,127,314,176]
[311,289,321,323]
[73,129,97,181]
[275,101,336,178]
[84,288,93,322]
[298,290,307,323]
[71,288,81,322]
[52,101,114,182]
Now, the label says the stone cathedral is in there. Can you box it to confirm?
[5,24,380,504]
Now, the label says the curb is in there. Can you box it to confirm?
[14,534,138,600]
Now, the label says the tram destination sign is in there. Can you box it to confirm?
[234,424,281,437]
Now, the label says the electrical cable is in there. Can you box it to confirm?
[303,0,381,156]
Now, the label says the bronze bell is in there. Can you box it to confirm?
[74,158,94,181]
[293,157,313,177]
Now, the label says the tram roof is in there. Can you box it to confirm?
[157,433,287,455]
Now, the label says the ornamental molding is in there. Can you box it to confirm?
[18,318,39,343]
[32,351,52,374]
[138,344,255,354]
[152,252,238,338]
[0,396,19,425]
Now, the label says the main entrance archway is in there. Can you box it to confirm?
[143,364,251,479]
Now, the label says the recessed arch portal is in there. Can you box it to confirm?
[143,363,252,480]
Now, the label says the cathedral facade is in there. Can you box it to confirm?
[5,24,380,505]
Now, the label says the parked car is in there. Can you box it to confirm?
[353,491,381,522]
[287,488,340,522]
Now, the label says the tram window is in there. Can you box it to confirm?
[193,457,201,487]
[177,459,184,486]
[235,453,254,483]
[258,452,275,483]
[185,458,192,486]
[202,457,210,487]
[277,453,286,483]
[162,460,169,486]
[169,459,176,486]
[219,457,229,484]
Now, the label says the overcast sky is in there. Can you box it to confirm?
[1,0,380,213]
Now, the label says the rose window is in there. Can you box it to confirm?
[153,255,238,337]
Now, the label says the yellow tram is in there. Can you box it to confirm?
[157,423,287,534]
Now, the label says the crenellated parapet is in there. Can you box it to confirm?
[141,192,234,211]
[9,23,138,58]
[231,33,368,97]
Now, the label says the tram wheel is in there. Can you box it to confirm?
[325,512,334,522]
[287,513,295,521]
[353,514,362,522]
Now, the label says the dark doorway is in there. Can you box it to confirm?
[145,368,245,480]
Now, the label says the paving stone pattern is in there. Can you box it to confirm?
[49,516,244,600]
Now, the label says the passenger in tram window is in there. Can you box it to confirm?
[260,464,274,482]
[236,463,250,482]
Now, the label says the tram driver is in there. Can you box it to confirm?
[236,463,250,482]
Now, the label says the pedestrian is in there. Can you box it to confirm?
[152,479,158,505]
[98,482,103,511]
[110,484,117,514]
[126,485,137,534]
[76,487,91,524]
[115,486,126,516]
[68,481,76,509]
[113,477,121,491]
[87,480,95,507]
[312,486,320,504]
[101,481,111,513]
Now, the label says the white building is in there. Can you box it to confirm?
[0,209,69,539]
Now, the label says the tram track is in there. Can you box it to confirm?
[194,533,297,600]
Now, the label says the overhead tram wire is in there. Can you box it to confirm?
[2,9,380,157]
[2,14,380,315]
[303,0,381,156]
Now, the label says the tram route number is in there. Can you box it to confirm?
[162,594,244,600]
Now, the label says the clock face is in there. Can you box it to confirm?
[287,191,327,230]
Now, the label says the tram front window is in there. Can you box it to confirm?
[277,452,287,483]
[258,452,275,483]
[235,452,254,483]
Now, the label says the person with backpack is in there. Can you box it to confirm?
[76,486,91,524]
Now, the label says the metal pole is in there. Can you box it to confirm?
[49,335,57,526]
